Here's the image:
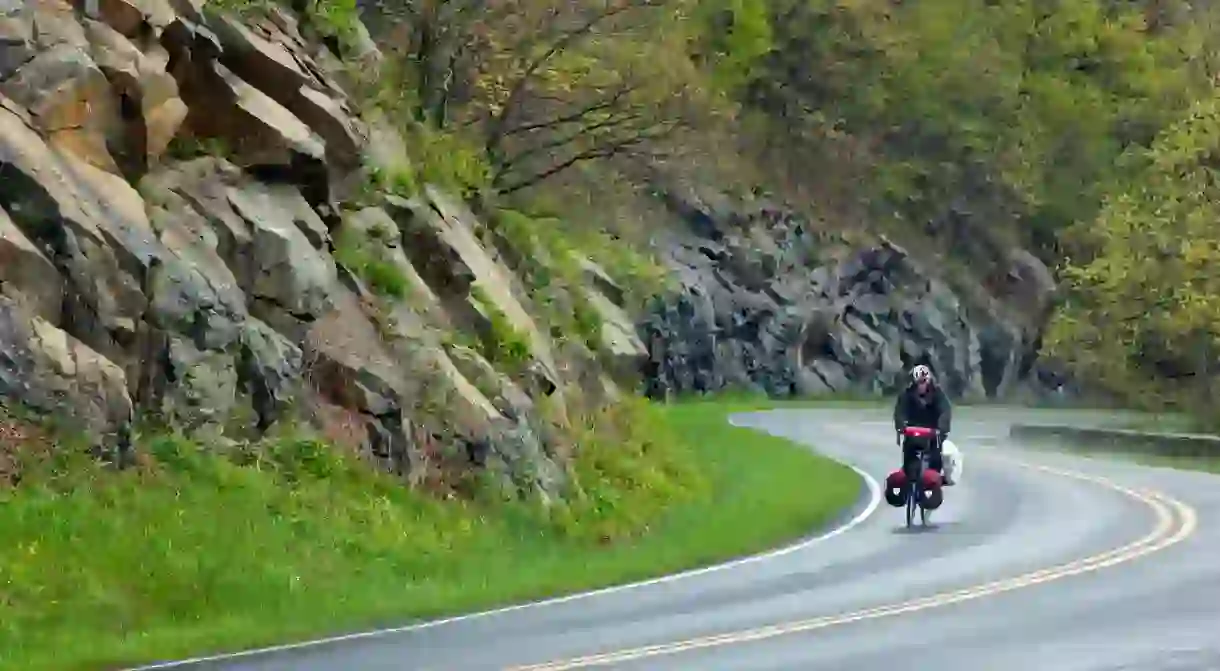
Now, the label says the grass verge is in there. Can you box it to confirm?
[0,399,860,671]
[1031,439,1220,476]
[1016,420,1220,476]
[1125,452,1220,474]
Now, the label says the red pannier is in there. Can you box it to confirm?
[884,468,943,508]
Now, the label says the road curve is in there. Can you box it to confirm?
[138,407,1219,671]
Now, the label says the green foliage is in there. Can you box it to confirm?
[469,285,533,369]
[358,161,418,204]
[571,292,604,352]
[356,0,697,197]
[519,177,674,310]
[333,224,410,299]
[408,122,493,196]
[529,225,605,352]
[209,0,360,49]
[676,0,1220,418]
[706,0,1209,259]
[551,397,706,542]
[691,0,774,96]
[351,53,493,197]
[304,0,361,48]
[518,187,671,309]
[485,208,610,352]
[1047,95,1220,420]
[577,228,673,310]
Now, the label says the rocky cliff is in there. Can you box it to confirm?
[0,0,650,500]
[637,181,1064,403]
[0,0,1066,500]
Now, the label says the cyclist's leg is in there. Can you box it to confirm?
[901,436,922,485]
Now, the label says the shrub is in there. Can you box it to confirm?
[333,225,410,299]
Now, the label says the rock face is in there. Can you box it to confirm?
[0,0,604,500]
[390,187,562,398]
[640,183,1058,401]
[0,295,133,453]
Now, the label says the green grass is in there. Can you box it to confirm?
[1114,413,1200,434]
[470,285,533,369]
[332,225,410,299]
[1014,420,1220,476]
[1027,435,1220,475]
[0,399,860,671]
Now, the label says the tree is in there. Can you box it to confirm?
[358,0,696,196]
[695,0,1206,263]
[1046,96,1220,417]
[477,0,701,195]
[355,0,513,126]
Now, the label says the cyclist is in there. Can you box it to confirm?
[893,364,954,485]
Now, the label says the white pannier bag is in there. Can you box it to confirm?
[942,438,963,485]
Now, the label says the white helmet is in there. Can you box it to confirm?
[911,364,934,385]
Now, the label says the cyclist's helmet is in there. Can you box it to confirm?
[911,364,934,387]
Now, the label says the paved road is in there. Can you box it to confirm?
[141,407,1217,671]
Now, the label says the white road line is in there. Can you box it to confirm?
[127,415,881,670]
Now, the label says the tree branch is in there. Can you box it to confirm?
[490,110,649,181]
[494,119,680,195]
[502,82,641,137]
[484,0,659,158]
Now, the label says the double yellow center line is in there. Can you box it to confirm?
[507,458,1199,671]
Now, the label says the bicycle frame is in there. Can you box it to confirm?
[900,426,939,528]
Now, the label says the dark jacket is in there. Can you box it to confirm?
[893,383,952,435]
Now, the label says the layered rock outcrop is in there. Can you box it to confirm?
[0,0,638,499]
[640,182,1060,402]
